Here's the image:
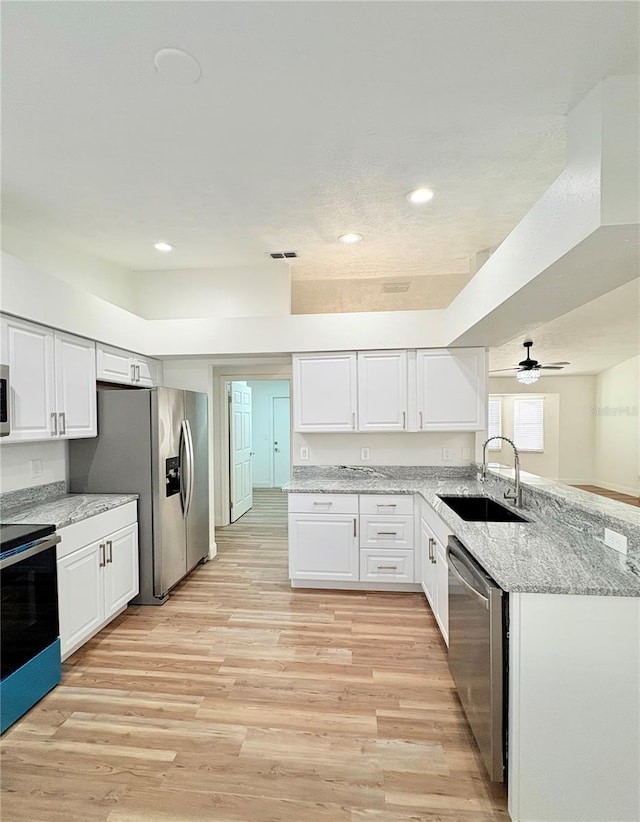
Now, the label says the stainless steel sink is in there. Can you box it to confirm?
[437,495,528,523]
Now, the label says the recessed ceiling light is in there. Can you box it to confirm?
[153,242,173,252]
[338,233,363,244]
[406,188,435,204]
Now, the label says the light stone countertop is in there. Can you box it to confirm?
[283,468,640,597]
[1,488,138,530]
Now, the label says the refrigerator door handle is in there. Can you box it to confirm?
[180,420,190,519]
[184,418,195,519]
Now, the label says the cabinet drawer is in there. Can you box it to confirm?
[288,493,359,515]
[360,549,414,582]
[57,501,138,559]
[359,494,414,516]
[359,515,414,549]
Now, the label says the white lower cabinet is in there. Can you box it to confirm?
[288,493,416,585]
[420,502,449,645]
[57,503,139,660]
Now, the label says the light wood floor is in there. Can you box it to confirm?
[1,489,509,821]
[572,484,640,508]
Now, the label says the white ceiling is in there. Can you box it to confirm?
[489,279,640,376]
[2,1,638,287]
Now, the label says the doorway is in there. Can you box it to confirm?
[225,378,291,525]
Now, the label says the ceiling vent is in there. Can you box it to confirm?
[268,251,298,259]
[382,281,410,293]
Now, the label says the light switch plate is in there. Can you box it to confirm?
[604,528,628,555]
[360,447,370,461]
[30,459,43,478]
[442,448,452,461]
[299,447,309,461]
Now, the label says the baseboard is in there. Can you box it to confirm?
[592,481,639,497]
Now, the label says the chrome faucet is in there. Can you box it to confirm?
[480,436,523,508]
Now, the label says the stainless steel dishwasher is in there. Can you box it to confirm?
[447,535,506,782]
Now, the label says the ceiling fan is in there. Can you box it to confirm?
[491,340,570,384]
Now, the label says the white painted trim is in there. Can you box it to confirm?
[592,480,639,497]
[290,580,422,592]
[208,542,217,560]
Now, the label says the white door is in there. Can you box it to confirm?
[230,382,253,522]
[288,514,359,581]
[54,331,97,439]
[421,517,437,612]
[272,395,290,487]
[0,315,56,441]
[435,539,449,645]
[96,344,135,385]
[57,540,104,659]
[104,524,139,618]
[357,350,408,431]
[416,348,486,431]
[292,353,357,432]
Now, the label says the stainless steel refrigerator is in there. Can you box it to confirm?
[69,387,209,604]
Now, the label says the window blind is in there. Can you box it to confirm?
[513,396,544,452]
[487,398,502,449]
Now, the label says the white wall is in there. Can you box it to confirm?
[1,224,136,311]
[246,380,290,487]
[594,355,640,496]
[489,376,596,484]
[131,264,291,319]
[293,431,475,467]
[0,440,67,494]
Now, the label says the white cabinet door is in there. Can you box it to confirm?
[289,513,359,581]
[292,353,357,432]
[57,540,104,658]
[104,523,139,618]
[416,348,486,431]
[421,517,437,611]
[435,539,449,646]
[134,356,160,387]
[54,331,97,439]
[96,344,135,385]
[357,350,408,431]
[1,315,56,441]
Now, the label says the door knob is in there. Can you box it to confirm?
[274,447,280,452]
[250,451,255,456]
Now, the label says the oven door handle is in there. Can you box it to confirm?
[447,551,490,609]
[0,535,61,570]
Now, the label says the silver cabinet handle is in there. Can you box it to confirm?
[99,543,106,568]
[313,501,332,506]
[377,531,398,536]
[130,363,136,382]
[136,364,141,382]
[352,411,356,429]
[430,537,437,564]
[58,412,66,435]
[106,540,113,564]
[377,565,398,570]
[377,503,396,509]
[419,411,424,429]
[402,411,406,429]
[51,412,58,437]
[353,518,357,538]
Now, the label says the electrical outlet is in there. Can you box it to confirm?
[30,459,43,478]
[360,447,370,461]
[299,447,309,461]
[442,448,452,461]
[462,447,471,460]
[604,528,628,555]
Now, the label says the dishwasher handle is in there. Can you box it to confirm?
[447,540,495,609]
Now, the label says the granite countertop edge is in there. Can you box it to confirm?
[282,477,640,598]
[1,493,139,530]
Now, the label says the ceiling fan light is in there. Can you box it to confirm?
[517,368,541,385]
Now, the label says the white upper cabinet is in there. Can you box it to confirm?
[96,343,161,387]
[416,348,486,431]
[293,353,357,432]
[54,332,97,438]
[357,350,408,431]
[1,315,96,442]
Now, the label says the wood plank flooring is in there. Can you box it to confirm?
[572,484,640,507]
[1,488,509,821]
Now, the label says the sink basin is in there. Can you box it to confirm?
[437,495,528,523]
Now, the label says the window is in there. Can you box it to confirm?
[513,397,544,452]
[487,397,502,449]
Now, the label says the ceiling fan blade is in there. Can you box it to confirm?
[539,365,565,370]
[489,367,519,372]
[542,361,570,366]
